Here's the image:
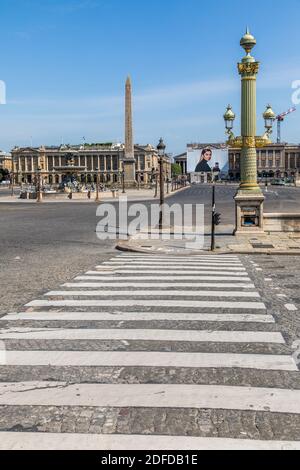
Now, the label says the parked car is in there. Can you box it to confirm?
[271,179,287,186]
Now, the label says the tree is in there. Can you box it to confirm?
[0,169,9,182]
[171,163,182,178]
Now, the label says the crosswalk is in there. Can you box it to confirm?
[0,253,299,450]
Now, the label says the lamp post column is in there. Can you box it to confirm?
[36,167,43,203]
[157,138,166,231]
[122,161,126,194]
[238,34,260,192]
[95,168,100,202]
[234,29,265,235]
[11,156,15,197]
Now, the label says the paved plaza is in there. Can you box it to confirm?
[0,252,299,449]
[0,185,300,449]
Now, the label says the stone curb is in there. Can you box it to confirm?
[116,240,300,256]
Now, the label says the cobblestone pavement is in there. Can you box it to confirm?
[0,253,299,450]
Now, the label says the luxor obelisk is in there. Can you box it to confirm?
[123,76,136,187]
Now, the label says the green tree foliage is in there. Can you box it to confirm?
[171,163,182,177]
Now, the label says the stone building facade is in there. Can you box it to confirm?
[11,143,171,186]
[174,143,300,179]
[0,151,12,172]
[229,143,300,179]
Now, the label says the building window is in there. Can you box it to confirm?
[106,156,111,171]
[112,156,118,171]
[100,156,105,171]
[140,155,145,171]
[291,154,296,169]
[86,156,92,171]
[93,156,98,170]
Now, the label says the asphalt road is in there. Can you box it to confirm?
[0,203,116,314]
[0,184,299,314]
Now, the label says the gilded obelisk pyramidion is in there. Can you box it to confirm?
[123,76,136,186]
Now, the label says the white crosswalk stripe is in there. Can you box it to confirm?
[44,290,261,298]
[2,351,295,370]
[25,299,266,309]
[1,383,300,413]
[0,312,275,322]
[95,266,247,272]
[63,282,256,288]
[75,275,252,281]
[106,261,245,265]
[0,253,298,450]
[1,433,299,451]
[0,328,283,343]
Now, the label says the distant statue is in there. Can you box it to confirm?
[195,148,212,173]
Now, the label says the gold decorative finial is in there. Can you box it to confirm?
[240,28,256,55]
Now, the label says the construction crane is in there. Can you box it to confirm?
[276,107,296,143]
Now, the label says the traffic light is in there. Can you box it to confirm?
[214,212,221,226]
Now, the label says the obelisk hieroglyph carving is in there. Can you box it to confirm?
[123,76,136,186]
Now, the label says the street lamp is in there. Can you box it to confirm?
[11,156,15,197]
[154,168,158,198]
[137,171,141,190]
[223,105,236,141]
[95,167,100,202]
[263,104,276,138]
[157,138,166,231]
[122,161,126,194]
[19,169,23,190]
[223,28,276,235]
[36,166,42,203]
[167,171,170,194]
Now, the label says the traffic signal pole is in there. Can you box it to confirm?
[211,184,221,252]
[211,184,216,252]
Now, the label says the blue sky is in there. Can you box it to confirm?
[0,0,300,155]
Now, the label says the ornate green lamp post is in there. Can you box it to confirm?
[224,29,275,235]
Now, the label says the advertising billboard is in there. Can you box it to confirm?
[187,146,229,176]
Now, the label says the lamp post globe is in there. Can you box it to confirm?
[157,138,166,157]
[224,105,236,138]
[263,104,276,134]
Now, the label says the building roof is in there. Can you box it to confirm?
[12,143,159,154]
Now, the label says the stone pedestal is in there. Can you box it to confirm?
[234,191,265,235]
[123,159,136,188]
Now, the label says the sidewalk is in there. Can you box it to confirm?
[0,185,187,204]
[117,226,300,255]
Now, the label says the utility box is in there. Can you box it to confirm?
[234,192,265,235]
[241,207,260,227]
